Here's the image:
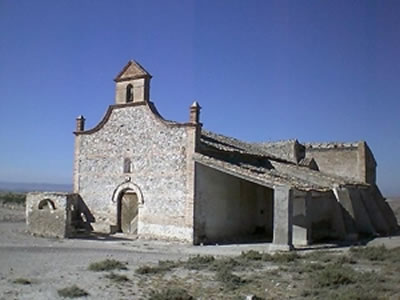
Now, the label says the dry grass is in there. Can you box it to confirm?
[57,285,89,298]
[310,264,356,288]
[88,259,127,272]
[132,246,400,299]
[183,255,215,270]
[215,266,246,290]
[12,277,31,285]
[105,272,130,283]
[350,245,399,262]
[146,287,194,300]
[0,192,25,206]
[135,260,180,275]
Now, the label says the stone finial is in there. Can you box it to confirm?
[189,101,201,124]
[76,115,85,132]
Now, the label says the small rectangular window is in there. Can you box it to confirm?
[123,158,132,173]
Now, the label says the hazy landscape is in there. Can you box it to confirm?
[0,188,399,299]
[0,182,72,193]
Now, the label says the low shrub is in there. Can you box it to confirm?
[0,192,26,205]
[311,264,355,288]
[303,251,334,263]
[147,287,194,300]
[136,260,178,275]
[325,286,382,300]
[12,278,31,285]
[215,266,245,289]
[240,250,263,261]
[158,260,180,269]
[57,285,89,298]
[350,245,400,263]
[88,259,127,272]
[331,255,357,265]
[105,272,129,283]
[263,252,300,263]
[210,257,242,272]
[136,265,161,275]
[184,255,215,270]
[292,262,324,274]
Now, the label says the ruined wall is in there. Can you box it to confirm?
[305,146,359,181]
[26,192,77,238]
[194,164,273,244]
[74,103,194,242]
[305,142,377,184]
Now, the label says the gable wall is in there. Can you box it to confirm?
[305,143,377,184]
[74,104,193,241]
[305,148,360,181]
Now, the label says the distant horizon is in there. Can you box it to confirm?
[0,180,71,186]
[1,180,399,198]
[0,181,72,193]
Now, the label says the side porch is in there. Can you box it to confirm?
[193,160,366,250]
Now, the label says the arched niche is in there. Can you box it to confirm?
[38,198,56,210]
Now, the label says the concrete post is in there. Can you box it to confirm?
[271,186,293,251]
[292,190,312,245]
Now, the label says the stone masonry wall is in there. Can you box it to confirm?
[75,103,193,242]
[305,142,377,184]
[26,192,75,238]
[305,147,360,181]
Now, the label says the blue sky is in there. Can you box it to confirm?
[0,0,399,196]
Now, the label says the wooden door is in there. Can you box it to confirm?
[120,191,138,234]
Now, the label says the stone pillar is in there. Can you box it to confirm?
[73,116,84,193]
[75,115,85,132]
[292,190,312,245]
[189,101,201,124]
[271,186,294,251]
[185,113,202,244]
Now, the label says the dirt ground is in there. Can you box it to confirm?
[1,199,399,300]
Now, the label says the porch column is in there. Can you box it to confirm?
[271,186,293,251]
[292,190,312,245]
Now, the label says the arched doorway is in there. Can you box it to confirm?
[117,190,139,234]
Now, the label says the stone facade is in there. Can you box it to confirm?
[75,103,197,241]
[72,61,200,242]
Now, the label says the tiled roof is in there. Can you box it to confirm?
[198,130,367,192]
[114,60,152,82]
[200,130,287,161]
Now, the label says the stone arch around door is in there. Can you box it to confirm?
[112,182,144,234]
